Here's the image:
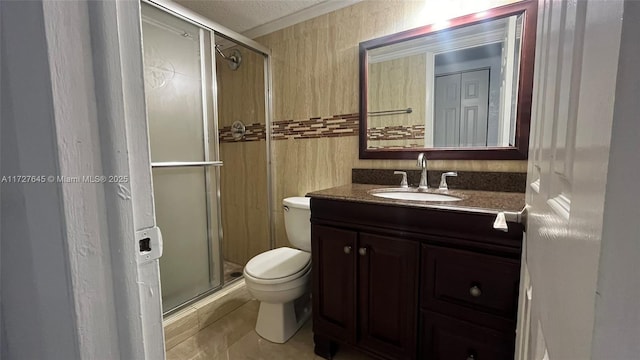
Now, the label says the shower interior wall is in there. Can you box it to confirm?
[215,38,271,267]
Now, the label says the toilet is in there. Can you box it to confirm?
[243,197,312,343]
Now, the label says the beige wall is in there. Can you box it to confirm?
[216,44,270,265]
[368,54,427,149]
[217,46,265,129]
[256,0,526,248]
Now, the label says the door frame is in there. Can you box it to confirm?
[141,0,276,313]
[2,0,164,358]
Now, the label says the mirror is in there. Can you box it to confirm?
[359,0,537,159]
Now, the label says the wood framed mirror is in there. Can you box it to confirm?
[359,0,537,160]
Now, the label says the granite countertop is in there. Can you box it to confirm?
[307,183,525,215]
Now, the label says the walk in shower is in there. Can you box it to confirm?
[140,1,273,314]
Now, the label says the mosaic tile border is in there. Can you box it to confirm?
[367,143,425,150]
[367,124,425,141]
[271,113,359,140]
[367,124,426,149]
[219,114,427,143]
[219,123,266,143]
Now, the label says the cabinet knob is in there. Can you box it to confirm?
[358,247,367,256]
[466,355,475,360]
[343,246,352,254]
[469,285,482,298]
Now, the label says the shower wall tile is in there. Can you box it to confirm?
[273,209,288,249]
[216,42,270,266]
[219,122,266,143]
[219,141,270,265]
[216,46,265,129]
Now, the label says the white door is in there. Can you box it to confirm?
[517,1,624,359]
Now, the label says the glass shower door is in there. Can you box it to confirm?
[141,3,222,312]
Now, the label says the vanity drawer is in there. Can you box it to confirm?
[419,310,514,360]
[421,245,520,329]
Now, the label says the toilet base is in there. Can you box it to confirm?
[255,292,311,343]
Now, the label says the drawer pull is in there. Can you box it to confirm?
[469,285,482,298]
[359,247,367,256]
[343,246,352,254]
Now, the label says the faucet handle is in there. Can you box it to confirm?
[393,171,408,188]
[438,171,458,191]
[417,152,426,168]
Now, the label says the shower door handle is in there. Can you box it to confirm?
[136,226,163,263]
[151,161,223,168]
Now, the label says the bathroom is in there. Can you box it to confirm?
[1,0,639,359]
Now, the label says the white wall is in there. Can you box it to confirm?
[591,1,640,357]
[1,0,164,358]
[1,1,81,358]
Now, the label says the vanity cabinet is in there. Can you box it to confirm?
[310,197,523,360]
[312,226,419,360]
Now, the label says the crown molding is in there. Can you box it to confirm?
[243,0,362,39]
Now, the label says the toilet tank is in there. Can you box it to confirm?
[283,197,311,252]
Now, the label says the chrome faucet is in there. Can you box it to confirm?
[438,172,458,191]
[393,171,409,188]
[417,153,428,190]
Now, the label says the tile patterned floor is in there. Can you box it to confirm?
[166,300,374,360]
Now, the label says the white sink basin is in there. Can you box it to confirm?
[370,190,462,202]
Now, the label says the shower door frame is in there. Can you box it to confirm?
[142,0,275,314]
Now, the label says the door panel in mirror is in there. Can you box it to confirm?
[359,0,537,159]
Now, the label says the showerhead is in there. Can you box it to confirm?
[215,45,242,71]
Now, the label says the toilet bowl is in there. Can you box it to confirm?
[243,197,312,344]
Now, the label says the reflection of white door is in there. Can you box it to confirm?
[434,69,489,147]
[460,70,489,146]
[434,73,460,147]
[516,1,628,359]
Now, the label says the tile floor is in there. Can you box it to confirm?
[166,300,374,360]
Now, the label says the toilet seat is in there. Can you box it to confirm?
[244,247,311,285]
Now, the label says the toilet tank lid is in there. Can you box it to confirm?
[283,197,310,210]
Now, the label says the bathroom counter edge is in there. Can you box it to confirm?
[306,183,525,216]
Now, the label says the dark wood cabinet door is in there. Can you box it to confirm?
[312,224,357,343]
[421,245,520,331]
[358,233,419,360]
[420,310,514,360]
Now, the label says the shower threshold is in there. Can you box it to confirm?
[162,260,245,317]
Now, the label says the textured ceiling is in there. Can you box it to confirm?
[175,0,329,34]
